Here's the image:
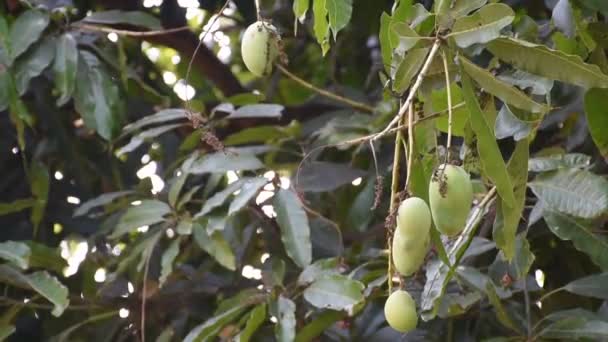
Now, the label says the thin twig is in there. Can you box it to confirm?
[255,0,262,20]
[523,274,532,340]
[72,23,191,37]
[276,64,375,113]
[184,0,230,117]
[140,232,162,342]
[373,39,442,141]
[387,110,407,292]
[442,51,453,162]
[404,102,415,189]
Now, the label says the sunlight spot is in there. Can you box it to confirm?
[107,32,118,42]
[141,154,150,164]
[256,227,262,234]
[226,171,238,184]
[261,205,276,218]
[53,223,63,234]
[536,301,542,309]
[270,316,277,323]
[73,118,84,127]
[163,71,177,85]
[264,171,276,180]
[171,55,181,64]
[112,243,125,256]
[241,265,262,280]
[131,200,142,206]
[177,0,199,8]
[176,170,183,177]
[60,239,88,277]
[257,284,264,290]
[173,80,195,101]
[67,196,81,205]
[535,269,545,288]
[352,177,362,186]
[256,191,274,205]
[150,174,165,194]
[137,161,157,179]
[23,298,30,303]
[279,177,290,189]
[119,308,130,318]
[145,47,160,62]
[128,282,135,294]
[143,0,163,7]
[54,171,64,180]
[166,228,175,238]
[217,46,231,63]
[137,225,149,233]
[11,147,18,154]
[94,268,107,283]
[260,253,270,263]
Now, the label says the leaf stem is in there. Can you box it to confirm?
[275,64,375,113]
[441,50,453,162]
[538,286,564,303]
[373,39,442,141]
[404,102,415,189]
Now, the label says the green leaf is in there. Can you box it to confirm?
[0,67,9,112]
[461,71,515,207]
[539,317,608,340]
[73,191,133,217]
[428,83,468,136]
[81,10,161,29]
[449,0,487,19]
[7,10,50,64]
[486,281,519,332]
[235,304,266,342]
[487,37,608,89]
[379,13,392,72]
[543,210,608,270]
[389,21,421,56]
[0,265,69,317]
[227,104,284,119]
[73,51,123,140]
[584,88,608,159]
[53,33,78,106]
[117,123,184,156]
[303,275,364,314]
[529,169,608,219]
[293,0,310,23]
[29,161,49,236]
[0,241,30,270]
[297,258,340,286]
[122,108,187,135]
[224,126,290,145]
[459,56,549,115]
[110,200,171,239]
[325,0,352,40]
[0,198,35,216]
[493,139,528,259]
[196,178,247,217]
[228,177,268,216]
[184,305,248,342]
[274,296,296,342]
[313,0,330,55]
[498,70,554,96]
[552,0,575,38]
[563,273,608,299]
[393,47,429,93]
[193,222,236,270]
[159,238,181,286]
[168,173,188,208]
[494,105,532,141]
[296,162,366,192]
[13,37,55,95]
[448,4,514,48]
[26,241,67,274]
[188,153,264,174]
[295,310,345,342]
[0,325,15,340]
[273,189,312,268]
[528,153,591,172]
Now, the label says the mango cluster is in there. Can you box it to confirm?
[385,164,473,333]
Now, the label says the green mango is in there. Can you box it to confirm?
[240,21,280,76]
[429,164,473,236]
[392,229,429,276]
[384,289,418,332]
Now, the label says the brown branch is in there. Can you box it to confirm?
[72,23,191,36]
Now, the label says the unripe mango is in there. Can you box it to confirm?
[240,21,280,76]
[384,290,418,333]
[429,164,473,236]
[397,197,431,238]
[392,229,429,277]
